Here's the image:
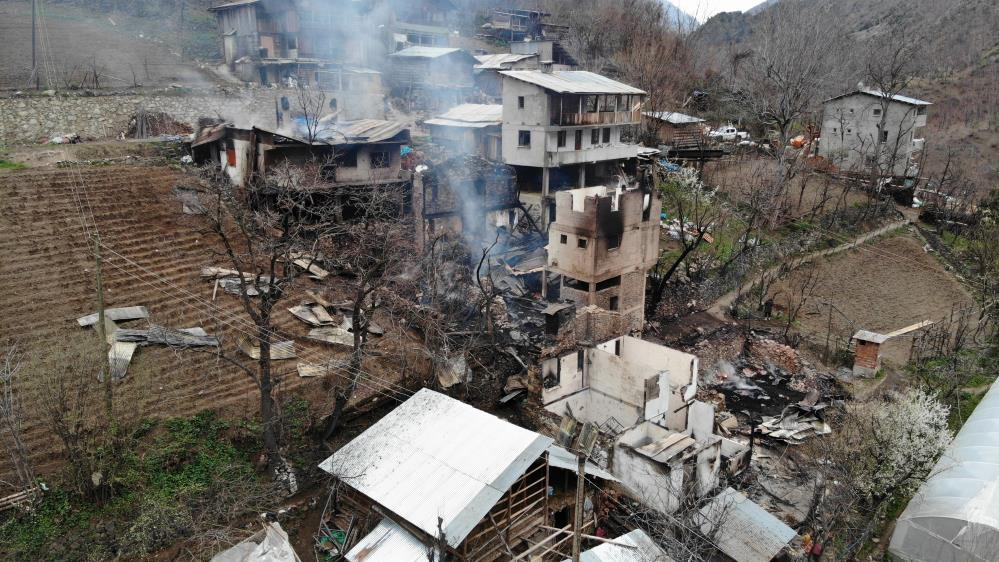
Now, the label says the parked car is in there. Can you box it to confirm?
[708,124,750,142]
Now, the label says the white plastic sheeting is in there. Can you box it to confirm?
[889,380,999,562]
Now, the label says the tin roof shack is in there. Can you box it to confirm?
[425,104,503,160]
[542,336,698,432]
[189,121,410,188]
[641,111,705,149]
[547,186,659,331]
[210,0,382,87]
[817,88,931,178]
[387,47,479,110]
[412,154,521,250]
[318,388,616,562]
[498,70,645,226]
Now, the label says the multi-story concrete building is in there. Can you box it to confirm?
[818,88,930,178]
[547,185,659,331]
[498,69,646,225]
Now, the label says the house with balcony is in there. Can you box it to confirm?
[817,88,931,178]
[389,0,457,48]
[498,70,646,226]
[209,0,387,87]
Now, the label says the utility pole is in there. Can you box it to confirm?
[571,452,586,562]
[32,0,39,90]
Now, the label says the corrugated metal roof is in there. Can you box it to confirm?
[853,330,890,344]
[475,53,538,70]
[208,0,258,11]
[562,529,674,562]
[825,89,932,106]
[547,444,619,482]
[499,70,645,95]
[424,104,502,128]
[889,380,999,562]
[346,519,429,562]
[319,388,553,548]
[314,119,409,144]
[389,46,466,59]
[699,487,796,562]
[643,111,705,125]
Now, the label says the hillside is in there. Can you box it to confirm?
[660,1,698,29]
[695,0,999,72]
[0,0,218,90]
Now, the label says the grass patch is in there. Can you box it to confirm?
[0,159,27,170]
[949,390,985,431]
[0,411,264,561]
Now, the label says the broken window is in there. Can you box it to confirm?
[557,130,567,148]
[518,130,531,147]
[370,151,391,169]
[577,238,588,249]
[518,96,525,109]
[614,338,622,355]
[607,234,621,249]
[596,276,621,291]
[584,95,598,113]
[880,129,889,143]
[560,234,568,244]
[338,148,358,168]
[609,296,620,311]
[563,276,590,291]
[591,128,600,145]
[577,349,584,371]
[602,128,611,143]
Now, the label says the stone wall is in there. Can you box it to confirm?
[0,87,384,145]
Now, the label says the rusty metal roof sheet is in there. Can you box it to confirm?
[424,104,503,128]
[346,519,428,562]
[319,388,553,548]
[563,529,674,562]
[499,70,645,95]
[474,53,538,70]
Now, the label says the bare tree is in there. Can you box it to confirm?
[322,183,417,440]
[294,85,330,144]
[0,343,34,492]
[194,162,338,470]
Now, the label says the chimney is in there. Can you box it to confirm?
[541,60,554,74]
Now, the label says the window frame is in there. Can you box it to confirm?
[370,150,391,169]
[602,128,611,144]
[518,130,531,147]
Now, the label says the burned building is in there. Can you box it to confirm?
[318,389,617,562]
[424,104,503,160]
[480,9,567,43]
[498,70,646,225]
[541,336,749,516]
[412,153,522,250]
[209,0,387,87]
[188,120,410,189]
[547,186,659,331]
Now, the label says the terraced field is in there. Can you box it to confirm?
[0,164,412,482]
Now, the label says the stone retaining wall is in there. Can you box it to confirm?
[0,87,384,145]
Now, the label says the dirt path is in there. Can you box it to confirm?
[706,219,912,322]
